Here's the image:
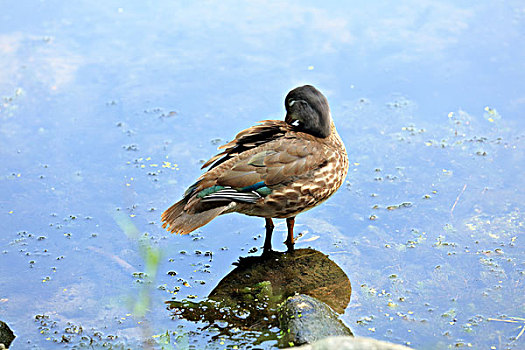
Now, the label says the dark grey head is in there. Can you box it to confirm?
[284,85,331,138]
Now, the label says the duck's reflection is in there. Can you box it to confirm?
[166,248,352,345]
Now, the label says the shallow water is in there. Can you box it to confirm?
[1,1,524,349]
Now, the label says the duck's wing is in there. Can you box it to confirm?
[161,130,320,234]
[161,130,327,234]
[185,130,331,209]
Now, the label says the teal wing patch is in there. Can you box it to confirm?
[197,181,272,204]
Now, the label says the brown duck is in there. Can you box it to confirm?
[162,85,348,251]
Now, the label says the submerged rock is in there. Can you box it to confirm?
[279,294,352,346]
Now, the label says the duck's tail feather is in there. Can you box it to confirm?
[161,199,227,235]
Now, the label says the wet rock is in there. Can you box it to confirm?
[210,248,351,314]
[291,335,413,350]
[279,294,352,346]
[0,321,15,349]
[167,248,353,342]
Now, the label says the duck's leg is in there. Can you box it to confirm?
[263,218,274,253]
[285,217,296,251]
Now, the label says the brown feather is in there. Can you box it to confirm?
[201,120,288,170]
[278,151,298,164]
[217,171,262,188]
[162,198,228,234]
[201,153,225,169]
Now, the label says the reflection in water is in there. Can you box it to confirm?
[167,249,352,345]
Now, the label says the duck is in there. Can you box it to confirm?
[161,85,348,252]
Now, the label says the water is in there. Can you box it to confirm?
[1,1,524,349]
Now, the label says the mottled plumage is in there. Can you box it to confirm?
[162,85,348,251]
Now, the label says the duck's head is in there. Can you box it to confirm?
[285,85,331,138]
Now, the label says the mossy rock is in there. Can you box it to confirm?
[210,248,351,314]
[167,248,352,335]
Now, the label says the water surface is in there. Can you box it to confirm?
[1,1,524,349]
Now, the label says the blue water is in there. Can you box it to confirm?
[1,1,524,349]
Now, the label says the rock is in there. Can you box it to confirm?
[210,248,352,314]
[279,294,352,347]
[167,248,352,333]
[291,335,413,350]
[0,321,15,349]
